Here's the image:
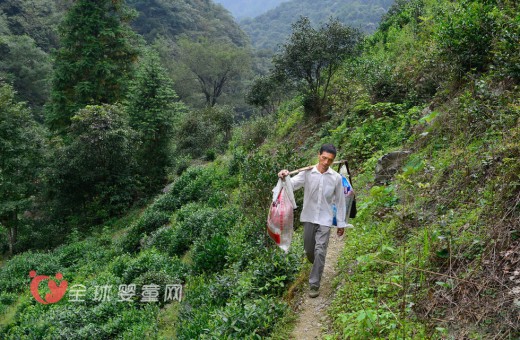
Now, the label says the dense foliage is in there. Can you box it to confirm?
[47,104,139,224]
[176,37,251,107]
[126,51,185,192]
[45,0,139,134]
[0,84,44,255]
[271,17,362,118]
[0,0,249,116]
[127,0,249,46]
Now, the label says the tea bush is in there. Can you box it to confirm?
[175,275,222,339]
[152,166,215,213]
[119,249,187,284]
[0,251,64,292]
[191,234,229,274]
[206,296,287,338]
[250,248,302,297]
[120,209,171,252]
[0,292,17,314]
[166,204,239,257]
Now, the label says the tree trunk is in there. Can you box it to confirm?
[6,211,17,256]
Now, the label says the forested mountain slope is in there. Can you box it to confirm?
[0,0,248,114]
[213,0,287,19]
[127,0,248,45]
[241,0,393,51]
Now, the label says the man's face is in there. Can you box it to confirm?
[318,151,335,171]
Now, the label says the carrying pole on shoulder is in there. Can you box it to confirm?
[288,160,347,176]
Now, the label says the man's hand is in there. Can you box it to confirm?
[337,228,344,237]
[278,169,289,180]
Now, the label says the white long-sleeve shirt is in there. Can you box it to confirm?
[289,165,346,228]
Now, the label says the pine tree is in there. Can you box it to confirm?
[126,51,185,192]
[46,0,139,134]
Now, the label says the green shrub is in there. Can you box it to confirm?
[133,270,177,307]
[120,249,188,284]
[435,0,496,74]
[13,220,69,253]
[239,143,307,215]
[2,271,159,339]
[54,238,102,269]
[232,114,274,152]
[250,249,302,297]
[167,204,239,257]
[135,210,172,235]
[0,251,64,293]
[141,225,176,254]
[0,292,17,314]
[191,234,229,274]
[174,106,234,159]
[226,221,264,271]
[175,275,221,339]
[120,209,171,252]
[331,102,419,164]
[152,166,214,213]
[207,297,287,338]
[492,4,520,80]
[5,295,159,339]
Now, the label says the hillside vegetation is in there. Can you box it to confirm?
[240,0,393,51]
[0,0,247,116]
[1,0,519,339]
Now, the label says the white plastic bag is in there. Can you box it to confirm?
[332,165,354,227]
[267,178,297,252]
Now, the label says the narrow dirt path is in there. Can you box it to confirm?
[290,232,345,339]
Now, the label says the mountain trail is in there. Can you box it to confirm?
[290,232,345,339]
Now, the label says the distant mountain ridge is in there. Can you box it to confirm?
[240,0,394,51]
[0,0,249,51]
[127,0,249,46]
[213,0,288,19]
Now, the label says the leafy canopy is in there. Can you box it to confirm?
[177,37,252,107]
[48,104,138,224]
[271,17,362,117]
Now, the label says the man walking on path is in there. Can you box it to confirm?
[278,144,346,298]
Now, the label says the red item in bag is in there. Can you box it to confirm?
[267,179,296,253]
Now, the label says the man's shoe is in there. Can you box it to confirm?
[308,285,319,298]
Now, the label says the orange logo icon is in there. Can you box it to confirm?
[29,271,68,304]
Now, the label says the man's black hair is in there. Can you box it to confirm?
[319,143,337,157]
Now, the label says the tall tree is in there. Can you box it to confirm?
[48,104,138,224]
[177,37,251,107]
[0,83,44,255]
[126,50,185,192]
[45,0,139,134]
[272,17,362,118]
